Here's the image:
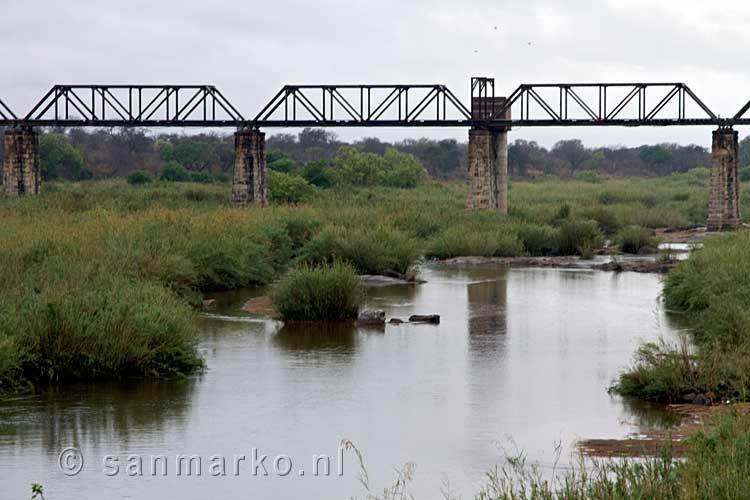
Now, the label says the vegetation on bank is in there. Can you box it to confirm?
[470,412,750,500]
[612,230,750,403]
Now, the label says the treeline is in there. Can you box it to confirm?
[3,126,749,183]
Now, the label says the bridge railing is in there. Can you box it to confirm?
[0,97,16,120]
[253,84,472,126]
[22,85,244,126]
[486,83,719,126]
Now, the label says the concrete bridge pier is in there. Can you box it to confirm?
[466,127,509,213]
[707,127,741,231]
[232,128,267,206]
[3,128,41,195]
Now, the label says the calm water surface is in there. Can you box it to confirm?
[0,265,683,499]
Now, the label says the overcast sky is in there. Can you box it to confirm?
[2,0,749,147]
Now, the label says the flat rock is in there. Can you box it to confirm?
[389,318,405,324]
[408,314,440,324]
[242,296,281,319]
[202,299,216,309]
[360,275,425,286]
[356,309,386,325]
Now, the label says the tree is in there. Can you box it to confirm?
[378,148,426,188]
[332,147,384,186]
[639,145,672,173]
[268,171,315,204]
[39,133,87,180]
[739,136,750,167]
[509,139,548,177]
[300,160,335,188]
[551,139,589,174]
[267,150,296,173]
[159,161,190,182]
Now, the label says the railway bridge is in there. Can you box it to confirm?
[1,77,748,231]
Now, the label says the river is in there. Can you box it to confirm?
[0,264,684,499]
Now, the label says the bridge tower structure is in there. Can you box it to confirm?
[707,127,741,231]
[467,78,510,213]
[2,127,41,196]
[232,128,268,206]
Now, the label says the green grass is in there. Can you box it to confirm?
[612,230,750,403]
[616,225,659,254]
[272,262,364,321]
[473,412,750,500]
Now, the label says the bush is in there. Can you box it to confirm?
[574,169,601,183]
[300,160,335,188]
[268,171,316,204]
[616,225,658,254]
[517,224,558,256]
[426,227,524,259]
[557,219,602,256]
[127,170,153,185]
[741,166,750,182]
[272,262,364,321]
[39,133,87,181]
[582,206,621,234]
[0,268,202,386]
[159,161,190,182]
[378,148,426,188]
[298,225,418,275]
[188,171,214,183]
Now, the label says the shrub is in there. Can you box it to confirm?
[300,160,335,188]
[517,224,558,256]
[426,227,524,259]
[298,225,418,275]
[582,206,621,234]
[378,148,426,188]
[741,166,750,182]
[267,150,296,173]
[272,262,364,321]
[557,219,602,256]
[39,133,87,181]
[268,171,316,204]
[127,170,153,185]
[188,171,214,183]
[574,169,601,183]
[616,225,658,254]
[159,161,190,182]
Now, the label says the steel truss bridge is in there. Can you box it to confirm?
[1,77,749,129]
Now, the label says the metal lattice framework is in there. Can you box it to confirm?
[21,85,244,126]
[485,82,720,126]
[253,84,471,126]
[1,78,749,128]
[0,98,16,120]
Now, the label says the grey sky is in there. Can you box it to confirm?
[2,0,749,147]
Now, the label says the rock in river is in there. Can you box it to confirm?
[408,314,440,324]
[356,310,386,325]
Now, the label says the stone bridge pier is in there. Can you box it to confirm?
[707,127,741,231]
[466,97,510,213]
[232,128,268,206]
[3,128,41,195]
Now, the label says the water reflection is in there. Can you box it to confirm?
[272,322,359,354]
[0,379,196,455]
[467,274,508,356]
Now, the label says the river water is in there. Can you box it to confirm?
[0,264,683,500]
